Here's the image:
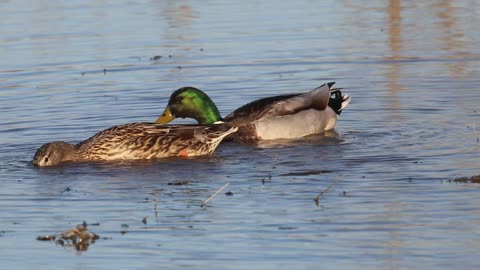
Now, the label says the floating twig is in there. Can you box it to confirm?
[473,125,479,143]
[201,183,230,208]
[314,179,338,206]
[154,198,158,219]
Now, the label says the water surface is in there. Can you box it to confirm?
[1,1,480,269]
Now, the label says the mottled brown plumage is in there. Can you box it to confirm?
[33,122,237,167]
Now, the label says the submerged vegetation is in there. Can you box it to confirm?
[37,223,101,251]
[451,175,480,183]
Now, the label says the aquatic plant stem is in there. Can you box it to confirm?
[473,125,479,143]
[314,179,338,206]
[201,183,230,208]
[154,198,158,219]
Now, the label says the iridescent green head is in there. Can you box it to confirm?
[156,87,222,124]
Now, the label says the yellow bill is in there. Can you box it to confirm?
[155,106,175,124]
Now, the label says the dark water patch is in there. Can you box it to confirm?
[280,170,334,176]
[278,226,297,230]
[344,154,417,166]
[168,181,190,186]
[0,230,14,237]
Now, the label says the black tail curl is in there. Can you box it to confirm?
[328,88,347,115]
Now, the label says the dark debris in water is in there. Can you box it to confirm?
[261,174,272,185]
[150,55,162,60]
[314,180,338,206]
[168,180,189,186]
[225,191,234,196]
[451,175,480,183]
[37,235,56,241]
[120,224,129,235]
[278,226,296,230]
[281,170,334,176]
[36,223,101,251]
[1,230,15,237]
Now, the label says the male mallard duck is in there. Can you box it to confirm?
[155,82,350,142]
[33,123,237,167]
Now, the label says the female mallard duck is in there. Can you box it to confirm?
[33,123,237,167]
[155,82,350,142]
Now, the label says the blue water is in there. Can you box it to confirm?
[1,0,480,269]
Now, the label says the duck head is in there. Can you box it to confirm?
[33,141,76,167]
[156,87,223,124]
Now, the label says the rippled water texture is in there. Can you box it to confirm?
[1,1,480,269]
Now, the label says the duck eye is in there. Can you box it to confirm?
[44,157,49,163]
[175,96,183,104]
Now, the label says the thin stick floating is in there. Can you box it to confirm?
[154,198,158,219]
[314,179,338,206]
[473,125,479,143]
[201,183,230,208]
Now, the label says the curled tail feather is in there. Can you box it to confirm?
[328,87,350,115]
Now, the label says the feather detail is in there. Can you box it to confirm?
[33,123,237,166]
[222,82,347,141]
[159,82,349,142]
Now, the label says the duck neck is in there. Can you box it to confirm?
[58,142,78,162]
[196,99,223,124]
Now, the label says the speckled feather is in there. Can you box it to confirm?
[76,123,236,160]
[33,122,237,166]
